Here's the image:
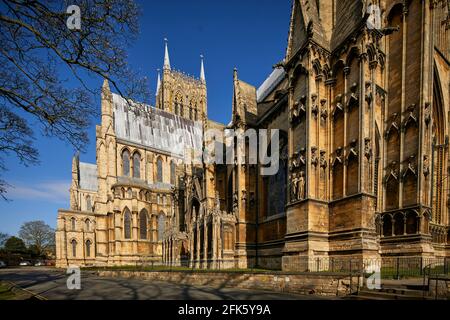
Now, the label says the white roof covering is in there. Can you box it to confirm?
[256,67,286,103]
[79,162,98,191]
[113,93,203,157]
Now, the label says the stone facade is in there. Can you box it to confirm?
[56,0,450,270]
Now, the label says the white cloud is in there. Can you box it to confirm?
[6,180,70,204]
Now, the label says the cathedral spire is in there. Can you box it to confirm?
[156,69,161,96]
[163,38,171,70]
[200,54,206,83]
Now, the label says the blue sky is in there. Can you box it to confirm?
[0,0,291,235]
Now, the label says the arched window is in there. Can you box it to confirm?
[180,104,184,117]
[133,152,141,179]
[157,158,163,183]
[71,239,77,257]
[122,149,130,176]
[86,195,92,212]
[158,214,165,241]
[85,219,91,232]
[170,161,176,185]
[124,209,132,239]
[85,240,91,257]
[71,218,76,231]
[194,109,198,121]
[139,210,148,240]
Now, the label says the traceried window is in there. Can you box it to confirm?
[139,210,148,240]
[124,209,132,239]
[170,161,176,185]
[71,239,77,257]
[157,158,163,183]
[122,149,130,176]
[133,152,141,179]
[85,240,92,257]
[158,214,165,241]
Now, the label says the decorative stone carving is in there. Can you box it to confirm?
[385,113,400,139]
[402,155,417,180]
[347,139,358,163]
[424,102,431,126]
[311,147,318,167]
[233,191,239,214]
[320,99,328,120]
[332,94,344,119]
[402,104,418,131]
[290,95,307,124]
[298,171,306,200]
[332,147,344,167]
[241,190,247,204]
[347,82,359,111]
[365,81,373,107]
[249,192,255,208]
[311,94,319,119]
[385,161,399,183]
[423,155,430,177]
[364,138,372,160]
[291,171,306,201]
[320,150,327,169]
[291,173,299,202]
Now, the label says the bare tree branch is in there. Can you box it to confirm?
[0,0,150,199]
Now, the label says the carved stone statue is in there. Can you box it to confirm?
[291,173,299,202]
[298,171,306,200]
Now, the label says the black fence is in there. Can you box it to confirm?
[97,256,450,279]
[282,256,450,279]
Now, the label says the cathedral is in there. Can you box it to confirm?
[56,0,450,271]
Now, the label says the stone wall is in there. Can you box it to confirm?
[97,270,360,297]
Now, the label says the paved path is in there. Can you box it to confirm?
[0,267,326,300]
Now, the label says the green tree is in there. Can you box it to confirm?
[19,221,55,257]
[0,232,8,248]
[4,236,26,253]
[0,0,149,199]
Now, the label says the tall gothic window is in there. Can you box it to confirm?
[170,161,176,185]
[71,239,77,257]
[194,109,198,121]
[124,209,132,239]
[85,219,90,232]
[139,210,148,240]
[86,195,92,212]
[157,158,163,183]
[180,104,184,117]
[158,214,165,241]
[122,149,130,176]
[71,217,76,231]
[85,240,91,257]
[133,152,141,179]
